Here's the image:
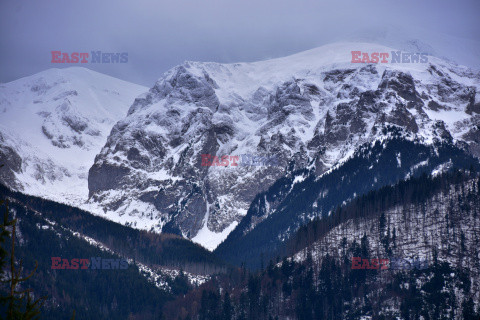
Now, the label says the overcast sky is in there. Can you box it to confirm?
[1,0,479,87]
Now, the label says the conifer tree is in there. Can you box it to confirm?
[0,199,45,319]
[222,291,232,320]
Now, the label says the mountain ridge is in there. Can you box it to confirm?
[87,42,480,249]
[1,42,480,251]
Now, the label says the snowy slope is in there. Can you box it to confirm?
[0,67,147,206]
[88,42,480,250]
[343,25,480,72]
[291,175,480,314]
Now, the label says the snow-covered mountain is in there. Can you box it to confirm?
[87,42,480,250]
[0,67,147,205]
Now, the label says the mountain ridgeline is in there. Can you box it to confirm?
[0,183,230,319]
[84,43,480,250]
[0,184,227,274]
[215,127,480,268]
[1,44,480,252]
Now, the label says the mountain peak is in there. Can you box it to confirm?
[85,44,480,249]
[0,68,147,205]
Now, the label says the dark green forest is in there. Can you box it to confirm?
[216,130,480,269]
[1,164,479,319]
[0,184,228,319]
[166,170,480,319]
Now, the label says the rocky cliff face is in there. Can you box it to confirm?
[87,43,480,249]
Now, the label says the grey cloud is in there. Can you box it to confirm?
[1,0,479,86]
